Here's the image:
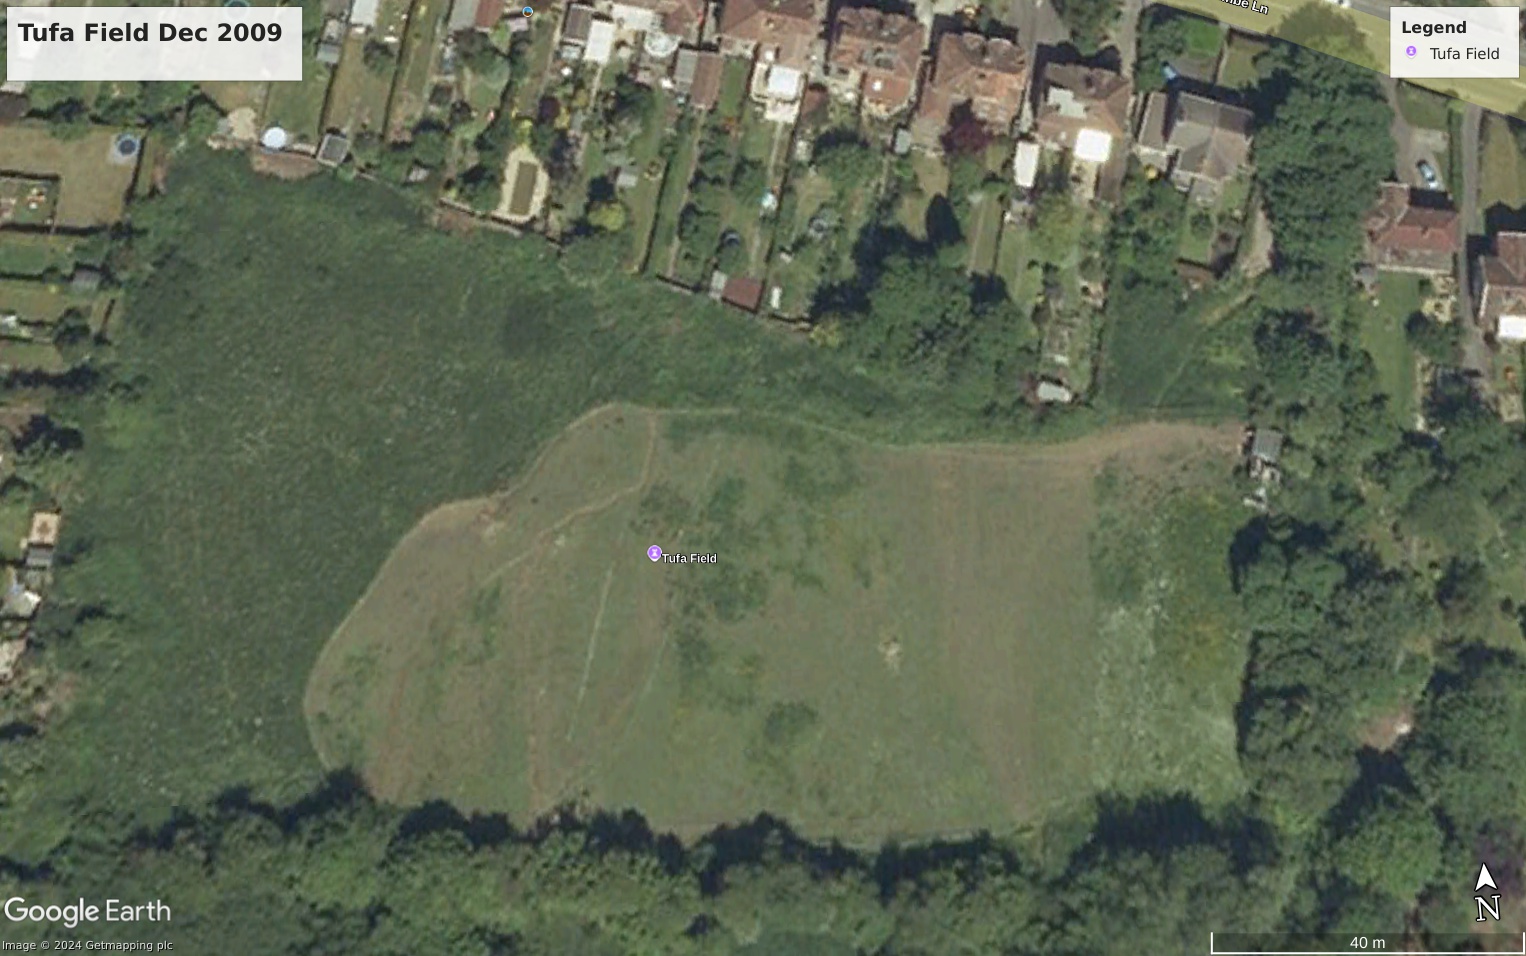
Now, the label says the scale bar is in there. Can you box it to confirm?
[1210,931,1526,955]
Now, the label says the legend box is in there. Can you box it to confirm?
[1391,6,1519,79]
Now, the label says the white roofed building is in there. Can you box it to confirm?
[350,0,381,29]
[1013,140,1040,189]
[583,17,617,63]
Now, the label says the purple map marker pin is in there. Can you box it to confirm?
[647,545,662,562]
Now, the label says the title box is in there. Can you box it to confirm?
[7,7,303,82]
[1391,6,1519,79]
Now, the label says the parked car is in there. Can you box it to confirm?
[1161,62,1180,83]
[1417,160,1442,190]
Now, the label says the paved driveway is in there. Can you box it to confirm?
[1384,79,1449,191]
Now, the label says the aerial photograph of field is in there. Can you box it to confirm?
[307,404,1248,839]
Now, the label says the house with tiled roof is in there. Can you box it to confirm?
[826,7,926,118]
[718,0,822,123]
[910,32,1027,149]
[1475,231,1526,342]
[1135,90,1253,203]
[1364,182,1458,277]
[1032,62,1131,165]
[607,0,706,44]
[718,0,820,66]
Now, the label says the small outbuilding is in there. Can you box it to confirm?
[317,133,351,166]
[1250,427,1284,466]
[68,267,102,295]
[28,511,61,548]
[1036,380,1074,404]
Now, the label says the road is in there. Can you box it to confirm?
[1456,102,1495,387]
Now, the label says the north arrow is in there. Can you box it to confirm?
[1477,863,1498,892]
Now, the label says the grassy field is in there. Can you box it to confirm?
[1395,82,1452,132]
[0,234,81,277]
[0,278,99,326]
[306,405,1246,838]
[1360,273,1421,429]
[716,59,750,122]
[966,196,1003,275]
[1100,281,1255,419]
[1216,31,1268,89]
[0,125,138,227]
[1480,113,1526,217]
[13,148,1100,858]
[0,340,66,373]
[994,217,1033,301]
[1183,16,1223,58]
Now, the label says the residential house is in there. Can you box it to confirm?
[910,32,1027,149]
[607,0,706,44]
[1032,62,1131,199]
[1032,62,1130,164]
[717,0,822,122]
[1364,182,1458,277]
[1475,231,1526,342]
[826,7,925,118]
[1134,90,1253,203]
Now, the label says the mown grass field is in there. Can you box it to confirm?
[306,405,1247,838]
[0,233,82,277]
[0,125,138,227]
[1480,113,1526,216]
[1360,273,1421,429]
[0,277,104,326]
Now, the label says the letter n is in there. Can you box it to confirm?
[1476,894,1502,922]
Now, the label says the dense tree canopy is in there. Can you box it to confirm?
[1254,48,1395,290]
